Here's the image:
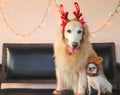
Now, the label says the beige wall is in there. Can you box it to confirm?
[0,0,120,88]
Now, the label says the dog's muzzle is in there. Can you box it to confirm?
[68,42,79,54]
[72,42,78,49]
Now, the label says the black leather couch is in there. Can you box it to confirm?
[0,42,120,95]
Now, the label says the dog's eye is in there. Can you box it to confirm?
[67,30,71,33]
[78,30,82,34]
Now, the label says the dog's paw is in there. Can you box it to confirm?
[53,90,62,95]
[102,90,112,95]
[88,92,91,95]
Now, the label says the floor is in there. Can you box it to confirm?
[0,89,119,95]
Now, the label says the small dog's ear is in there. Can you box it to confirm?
[95,56,103,64]
[82,24,90,41]
[88,57,95,63]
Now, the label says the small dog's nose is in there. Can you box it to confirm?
[72,42,78,48]
[89,67,94,71]
[89,68,92,71]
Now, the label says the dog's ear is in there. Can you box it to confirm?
[82,24,90,41]
[95,56,103,64]
[88,57,95,63]
[56,26,64,40]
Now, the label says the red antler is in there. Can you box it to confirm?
[73,2,82,20]
[73,2,86,24]
[59,4,69,27]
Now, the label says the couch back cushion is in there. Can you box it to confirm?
[2,44,55,80]
[2,43,116,81]
[93,43,116,80]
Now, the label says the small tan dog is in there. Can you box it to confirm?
[87,57,112,95]
[53,2,104,95]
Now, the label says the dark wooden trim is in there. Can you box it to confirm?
[1,79,56,84]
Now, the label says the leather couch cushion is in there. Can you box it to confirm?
[93,43,116,80]
[5,47,55,79]
[3,43,116,81]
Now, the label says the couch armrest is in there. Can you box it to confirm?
[116,63,120,89]
[0,64,2,79]
[0,64,2,88]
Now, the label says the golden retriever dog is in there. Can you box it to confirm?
[53,2,104,95]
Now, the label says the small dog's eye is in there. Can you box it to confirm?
[78,30,82,34]
[67,30,71,33]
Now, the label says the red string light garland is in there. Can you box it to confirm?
[0,0,51,36]
[91,0,120,36]
[0,0,120,37]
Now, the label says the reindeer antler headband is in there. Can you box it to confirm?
[88,56,103,65]
[60,2,86,28]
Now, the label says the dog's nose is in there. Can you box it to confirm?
[89,68,92,71]
[89,68,94,71]
[72,42,78,48]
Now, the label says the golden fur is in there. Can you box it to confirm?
[53,23,104,95]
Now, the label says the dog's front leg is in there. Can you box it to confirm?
[88,82,92,95]
[53,69,63,95]
[96,84,101,95]
[77,69,87,95]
